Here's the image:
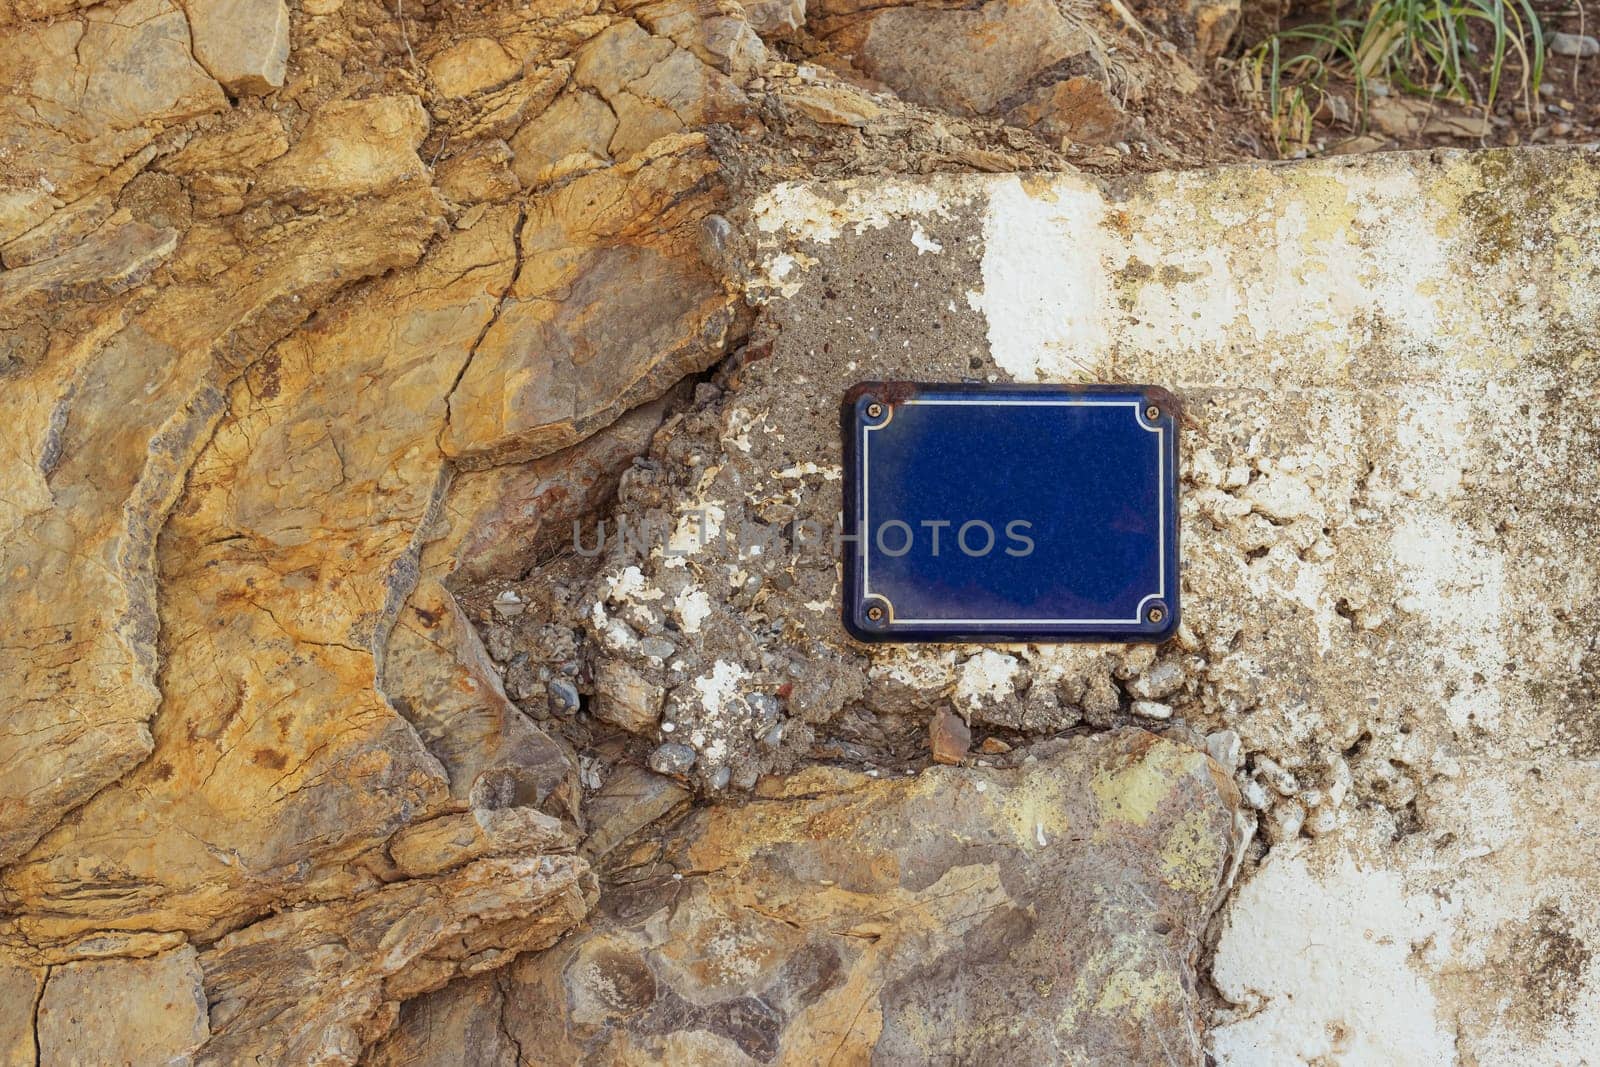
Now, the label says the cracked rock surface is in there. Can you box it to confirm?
[370,730,1243,1064]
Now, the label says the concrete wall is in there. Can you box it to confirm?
[740,147,1600,1064]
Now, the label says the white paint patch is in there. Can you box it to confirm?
[961,163,1506,389]
[1210,838,1456,1066]
[974,176,1112,382]
[722,407,763,454]
[760,250,818,297]
[589,601,635,650]
[674,588,712,633]
[869,647,961,692]
[747,179,966,299]
[1358,170,1454,361]
[954,651,1020,711]
[773,461,841,481]
[689,660,754,765]
[659,468,727,567]
[1393,396,1472,499]
[751,178,957,244]
[1389,507,1505,731]
[1242,468,1322,523]
[769,253,798,281]
[604,565,662,602]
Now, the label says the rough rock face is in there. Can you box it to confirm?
[185,0,291,95]
[197,854,594,1064]
[369,730,1244,1064]
[36,947,210,1065]
[823,0,1095,116]
[0,0,760,1057]
[0,0,1243,1056]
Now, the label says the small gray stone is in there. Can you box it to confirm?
[546,678,581,717]
[708,765,732,790]
[637,637,676,661]
[492,589,525,617]
[504,655,539,702]
[1130,700,1173,720]
[745,692,781,729]
[1550,32,1599,58]
[483,623,516,663]
[648,743,697,776]
[760,723,785,748]
[1205,729,1243,772]
[698,213,734,264]
[1127,659,1185,701]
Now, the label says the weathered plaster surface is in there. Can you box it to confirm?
[735,147,1600,1062]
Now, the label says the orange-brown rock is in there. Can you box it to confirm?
[0,0,1305,1059]
[929,706,971,764]
[1006,76,1129,147]
[195,854,595,1064]
[0,0,745,1027]
[440,135,743,467]
[0,0,226,244]
[822,0,1092,117]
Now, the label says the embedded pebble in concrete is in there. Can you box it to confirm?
[648,743,698,776]
[546,678,581,717]
[928,707,972,764]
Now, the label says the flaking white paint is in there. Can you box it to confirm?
[972,175,1112,382]
[1210,838,1456,1066]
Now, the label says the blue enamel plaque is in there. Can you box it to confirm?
[841,382,1179,643]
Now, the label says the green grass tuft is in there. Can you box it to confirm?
[1243,0,1548,155]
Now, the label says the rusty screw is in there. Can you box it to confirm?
[1146,605,1166,624]
[1145,404,1161,421]
[866,605,884,621]
[866,402,884,419]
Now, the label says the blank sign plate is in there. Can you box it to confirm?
[841,382,1179,643]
